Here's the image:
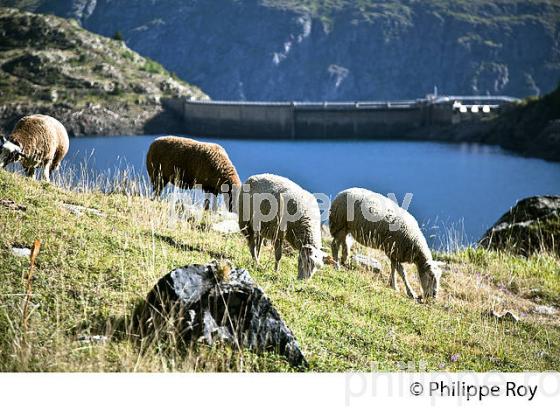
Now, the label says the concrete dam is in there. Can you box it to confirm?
[163,95,519,139]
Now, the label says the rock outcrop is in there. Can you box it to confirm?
[0,8,207,136]
[479,196,560,256]
[134,260,307,367]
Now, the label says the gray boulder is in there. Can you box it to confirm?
[135,260,306,367]
[479,196,560,256]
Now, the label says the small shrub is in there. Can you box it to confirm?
[121,50,135,61]
[141,59,165,75]
[463,246,490,267]
[113,31,124,42]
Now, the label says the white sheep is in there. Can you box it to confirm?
[238,173,331,279]
[0,114,69,182]
[329,188,441,299]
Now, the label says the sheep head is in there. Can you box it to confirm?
[0,137,25,168]
[297,245,326,280]
[418,260,442,299]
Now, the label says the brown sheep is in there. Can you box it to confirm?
[146,136,241,212]
[0,114,69,182]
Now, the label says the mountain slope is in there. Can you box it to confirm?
[3,0,559,101]
[0,7,207,136]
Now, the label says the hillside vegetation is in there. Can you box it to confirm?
[0,7,207,136]
[0,169,559,371]
[484,82,560,160]
[265,0,560,28]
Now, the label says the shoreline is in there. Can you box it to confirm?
[2,101,558,163]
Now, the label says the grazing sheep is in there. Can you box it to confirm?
[329,188,441,299]
[146,136,241,211]
[0,114,69,182]
[238,173,332,279]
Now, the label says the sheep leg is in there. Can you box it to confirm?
[340,234,351,266]
[51,147,65,171]
[246,232,259,264]
[397,263,417,299]
[241,223,259,264]
[331,238,339,263]
[249,238,259,263]
[41,161,52,182]
[274,232,284,271]
[151,175,166,198]
[255,233,263,261]
[390,260,398,290]
[331,231,345,263]
[203,193,212,211]
[24,166,35,179]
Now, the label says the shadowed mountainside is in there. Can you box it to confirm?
[3,0,559,101]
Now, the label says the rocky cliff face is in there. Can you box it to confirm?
[0,7,207,136]
[5,0,559,101]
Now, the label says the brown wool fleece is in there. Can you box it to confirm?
[146,136,241,196]
[10,114,69,170]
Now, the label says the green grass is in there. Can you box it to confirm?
[0,169,559,372]
[141,58,166,75]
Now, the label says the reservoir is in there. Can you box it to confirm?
[63,136,560,248]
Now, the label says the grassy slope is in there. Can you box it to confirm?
[0,169,559,372]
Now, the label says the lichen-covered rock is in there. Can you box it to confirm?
[136,260,306,367]
[353,254,382,273]
[479,196,560,256]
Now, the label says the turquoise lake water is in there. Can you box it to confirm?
[64,136,560,248]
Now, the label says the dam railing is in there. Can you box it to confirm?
[163,95,520,139]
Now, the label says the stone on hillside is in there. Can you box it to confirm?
[62,203,106,217]
[533,305,557,316]
[136,260,306,367]
[353,254,382,272]
[488,310,520,323]
[11,247,31,258]
[211,219,240,234]
[479,196,560,256]
[78,335,109,344]
[0,199,26,211]
[501,311,520,323]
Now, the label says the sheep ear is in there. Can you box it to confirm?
[4,140,27,159]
